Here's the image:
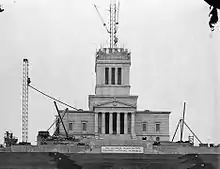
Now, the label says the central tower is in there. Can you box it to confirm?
[89,47,138,138]
[89,0,137,139]
[95,48,131,96]
[89,0,138,139]
[93,0,131,97]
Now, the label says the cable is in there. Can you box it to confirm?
[29,84,80,111]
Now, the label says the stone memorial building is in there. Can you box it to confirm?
[58,47,170,142]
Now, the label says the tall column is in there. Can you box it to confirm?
[124,112,128,134]
[131,112,135,137]
[117,113,120,134]
[102,112,105,134]
[95,113,98,135]
[109,112,113,134]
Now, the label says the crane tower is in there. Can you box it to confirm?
[94,0,120,48]
[22,59,30,142]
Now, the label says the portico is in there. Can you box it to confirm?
[94,112,135,136]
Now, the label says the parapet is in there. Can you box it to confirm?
[96,47,131,61]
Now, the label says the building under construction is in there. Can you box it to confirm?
[0,1,220,169]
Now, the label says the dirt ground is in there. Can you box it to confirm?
[0,152,219,169]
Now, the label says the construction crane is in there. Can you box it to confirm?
[54,101,69,138]
[22,59,31,143]
[172,102,202,145]
[21,59,82,144]
[93,4,110,34]
[94,0,120,48]
[47,108,68,134]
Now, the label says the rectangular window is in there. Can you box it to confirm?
[111,67,115,85]
[142,122,147,131]
[69,122,73,131]
[105,67,109,84]
[155,123,160,132]
[117,68,122,85]
[82,122,87,131]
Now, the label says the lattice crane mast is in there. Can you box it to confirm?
[22,59,31,143]
[21,58,84,144]
[94,0,120,48]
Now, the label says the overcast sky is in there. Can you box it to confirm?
[0,0,219,145]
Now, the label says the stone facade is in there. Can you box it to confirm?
[58,47,170,142]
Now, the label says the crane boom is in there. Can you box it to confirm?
[47,108,68,131]
[172,102,202,144]
[180,102,186,142]
[54,101,69,138]
[94,4,110,33]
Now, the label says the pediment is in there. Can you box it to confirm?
[94,99,136,108]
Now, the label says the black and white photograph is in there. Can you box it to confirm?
[0,0,219,168]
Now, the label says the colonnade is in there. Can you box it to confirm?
[94,112,135,136]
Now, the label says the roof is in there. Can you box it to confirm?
[60,110,171,114]
[88,95,138,99]
[136,110,171,114]
[59,110,94,114]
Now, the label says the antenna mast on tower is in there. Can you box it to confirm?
[22,59,30,142]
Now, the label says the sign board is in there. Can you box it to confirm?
[101,146,144,153]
